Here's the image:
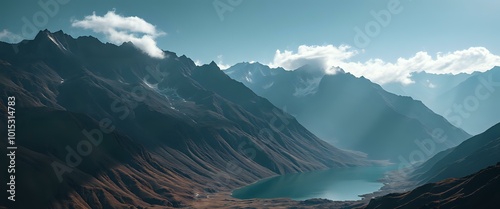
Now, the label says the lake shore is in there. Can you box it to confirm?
[189,192,367,209]
[187,165,416,208]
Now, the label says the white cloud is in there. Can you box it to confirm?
[194,60,203,66]
[0,29,23,43]
[72,10,166,59]
[216,55,230,70]
[270,45,358,71]
[270,45,500,85]
[426,80,436,88]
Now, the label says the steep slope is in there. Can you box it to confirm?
[0,30,368,208]
[409,122,500,185]
[225,62,470,161]
[365,163,500,209]
[1,107,194,208]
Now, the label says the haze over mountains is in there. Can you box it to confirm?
[1,29,499,209]
[367,121,500,209]
[225,61,500,208]
[382,68,500,135]
[410,122,500,185]
[0,30,369,208]
[1,0,499,207]
[225,62,470,161]
[382,71,475,108]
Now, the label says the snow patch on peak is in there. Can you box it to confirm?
[245,75,253,83]
[245,71,253,83]
[143,79,159,90]
[47,34,68,51]
[293,76,322,97]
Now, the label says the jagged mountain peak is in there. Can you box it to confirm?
[33,29,72,45]
[119,40,135,47]
[208,60,218,67]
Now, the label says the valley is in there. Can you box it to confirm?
[0,15,498,207]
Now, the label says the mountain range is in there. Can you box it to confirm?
[365,120,500,208]
[225,62,471,161]
[382,68,500,135]
[1,29,499,209]
[372,121,500,203]
[0,30,369,208]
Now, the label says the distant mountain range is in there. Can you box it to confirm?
[382,71,475,107]
[382,68,500,135]
[0,30,369,208]
[225,62,470,161]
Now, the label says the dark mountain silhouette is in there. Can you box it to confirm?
[225,62,470,161]
[365,162,500,209]
[0,30,369,208]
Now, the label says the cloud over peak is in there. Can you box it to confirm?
[72,10,166,59]
[0,29,23,43]
[270,45,358,71]
[270,45,500,85]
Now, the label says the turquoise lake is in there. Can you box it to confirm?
[231,166,395,201]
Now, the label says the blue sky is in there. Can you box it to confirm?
[1,0,499,84]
